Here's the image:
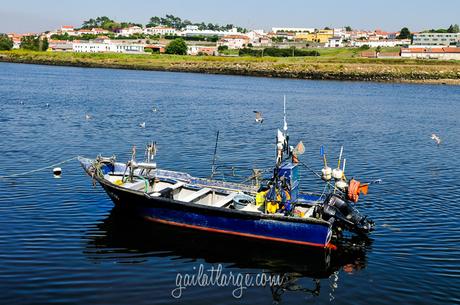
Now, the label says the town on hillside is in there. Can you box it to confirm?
[2,15,460,60]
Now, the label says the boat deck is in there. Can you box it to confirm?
[103,172,318,216]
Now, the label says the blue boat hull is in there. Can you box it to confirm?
[98,181,334,249]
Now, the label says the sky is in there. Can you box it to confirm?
[1,0,459,33]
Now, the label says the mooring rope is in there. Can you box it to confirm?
[0,156,79,180]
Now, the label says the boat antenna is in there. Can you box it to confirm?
[211,130,219,178]
[283,95,288,133]
[337,145,343,169]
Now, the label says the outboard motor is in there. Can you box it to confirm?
[321,194,374,235]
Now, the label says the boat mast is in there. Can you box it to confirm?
[210,131,219,178]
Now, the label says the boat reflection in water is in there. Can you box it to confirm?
[85,207,372,302]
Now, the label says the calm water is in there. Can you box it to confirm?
[0,62,459,305]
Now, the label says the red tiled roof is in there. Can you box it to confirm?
[222,35,249,40]
[442,47,460,53]
[401,47,460,54]
[62,26,74,29]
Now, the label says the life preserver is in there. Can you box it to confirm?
[348,179,360,203]
[347,179,369,203]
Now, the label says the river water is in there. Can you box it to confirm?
[0,62,459,305]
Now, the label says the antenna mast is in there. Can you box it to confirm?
[211,131,219,178]
[283,95,288,133]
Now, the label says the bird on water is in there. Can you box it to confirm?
[431,133,441,146]
[254,111,264,123]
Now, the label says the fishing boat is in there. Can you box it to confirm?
[79,110,375,250]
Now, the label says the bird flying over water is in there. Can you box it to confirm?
[139,122,146,128]
[431,133,441,145]
[253,111,264,123]
[85,114,92,120]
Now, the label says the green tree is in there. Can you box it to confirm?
[147,16,161,27]
[0,34,13,50]
[217,45,228,52]
[39,37,49,51]
[165,38,187,55]
[20,36,38,50]
[447,24,460,33]
[345,26,352,32]
[397,27,411,39]
[20,36,48,51]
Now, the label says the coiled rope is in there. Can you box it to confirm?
[0,156,78,180]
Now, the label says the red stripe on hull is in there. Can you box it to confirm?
[144,216,336,250]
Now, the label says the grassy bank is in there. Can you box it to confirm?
[1,49,459,84]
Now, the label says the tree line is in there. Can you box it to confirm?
[424,24,460,33]
[147,14,247,32]
[79,15,247,32]
[81,16,142,31]
[0,34,48,51]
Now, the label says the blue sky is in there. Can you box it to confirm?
[1,0,459,33]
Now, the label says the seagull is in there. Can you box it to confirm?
[19,101,24,105]
[152,106,159,113]
[45,103,50,108]
[431,133,441,146]
[253,111,264,123]
[85,114,92,120]
[139,122,146,128]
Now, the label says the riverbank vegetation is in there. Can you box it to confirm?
[1,49,459,84]
[0,34,13,51]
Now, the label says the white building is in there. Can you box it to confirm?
[60,26,76,34]
[76,29,94,36]
[352,39,411,48]
[412,32,460,46]
[272,27,315,34]
[333,28,346,38]
[49,40,73,52]
[12,38,21,49]
[350,31,370,40]
[115,26,143,37]
[73,39,145,53]
[326,36,344,48]
[187,45,217,56]
[179,25,242,37]
[217,35,250,49]
[144,26,176,36]
[246,30,271,47]
[91,28,109,35]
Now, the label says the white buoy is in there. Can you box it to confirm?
[336,180,348,190]
[53,167,62,178]
[321,167,332,181]
[332,168,343,180]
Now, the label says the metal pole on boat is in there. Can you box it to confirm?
[337,145,343,169]
[211,131,219,178]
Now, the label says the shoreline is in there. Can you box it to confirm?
[1,51,459,85]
